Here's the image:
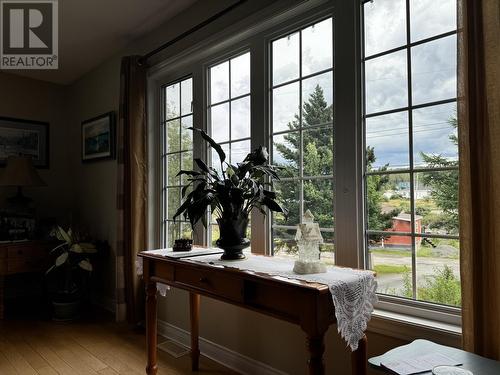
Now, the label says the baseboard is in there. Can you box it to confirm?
[157,320,287,375]
[90,294,116,314]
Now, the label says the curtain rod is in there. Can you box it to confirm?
[139,0,248,64]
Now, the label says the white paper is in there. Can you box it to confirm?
[381,353,461,375]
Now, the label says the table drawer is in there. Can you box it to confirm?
[175,266,244,302]
[7,245,47,259]
[7,258,44,274]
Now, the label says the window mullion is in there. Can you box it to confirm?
[405,0,417,300]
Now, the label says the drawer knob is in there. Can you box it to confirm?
[198,277,208,283]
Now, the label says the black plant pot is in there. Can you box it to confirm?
[216,215,250,260]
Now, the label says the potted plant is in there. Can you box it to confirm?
[174,128,287,260]
[46,226,97,321]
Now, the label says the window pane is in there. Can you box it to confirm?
[416,237,460,306]
[230,140,250,164]
[166,83,180,119]
[210,103,229,143]
[181,151,193,182]
[211,224,220,247]
[231,96,250,140]
[210,61,229,104]
[366,173,411,232]
[273,228,297,257]
[181,78,193,115]
[366,111,409,171]
[167,153,180,186]
[304,179,334,228]
[411,35,457,105]
[369,234,413,298]
[272,132,299,178]
[303,126,333,177]
[410,0,457,42]
[181,223,193,239]
[364,0,406,57]
[181,116,193,151]
[231,52,250,97]
[302,18,333,76]
[320,231,335,265]
[365,50,407,114]
[166,119,180,153]
[273,180,300,226]
[272,32,299,86]
[167,188,181,219]
[273,82,300,133]
[414,171,459,236]
[413,103,458,167]
[302,71,333,127]
[167,222,181,246]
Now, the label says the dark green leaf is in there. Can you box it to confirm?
[194,158,210,173]
[189,127,226,163]
[176,170,201,177]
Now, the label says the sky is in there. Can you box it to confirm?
[165,2,458,171]
[364,0,458,169]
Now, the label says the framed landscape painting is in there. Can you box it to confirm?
[81,112,115,162]
[0,117,49,168]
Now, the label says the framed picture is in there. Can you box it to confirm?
[81,112,116,162]
[0,117,49,168]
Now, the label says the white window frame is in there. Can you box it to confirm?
[146,0,461,327]
[360,0,461,325]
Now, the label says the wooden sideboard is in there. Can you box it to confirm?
[0,240,52,318]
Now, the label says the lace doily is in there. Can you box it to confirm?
[137,252,377,351]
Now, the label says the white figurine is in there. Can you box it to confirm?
[293,210,327,274]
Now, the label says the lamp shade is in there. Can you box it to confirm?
[0,156,46,187]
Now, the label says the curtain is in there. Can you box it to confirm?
[458,0,500,360]
[116,56,148,324]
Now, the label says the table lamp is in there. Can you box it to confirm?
[0,156,46,210]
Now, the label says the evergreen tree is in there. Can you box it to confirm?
[274,85,394,235]
[274,85,333,228]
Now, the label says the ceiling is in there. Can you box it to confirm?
[5,0,197,85]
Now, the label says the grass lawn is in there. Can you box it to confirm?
[373,264,409,274]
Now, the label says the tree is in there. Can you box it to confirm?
[273,85,394,248]
[274,85,333,229]
[420,117,459,234]
[365,147,400,239]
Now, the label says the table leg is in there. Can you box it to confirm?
[351,335,367,375]
[0,275,4,319]
[306,333,326,374]
[145,281,158,375]
[189,293,200,371]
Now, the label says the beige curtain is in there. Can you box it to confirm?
[116,56,148,324]
[458,0,500,360]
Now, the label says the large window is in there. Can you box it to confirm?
[270,18,334,265]
[152,0,462,320]
[363,0,460,307]
[207,52,251,245]
[161,77,194,247]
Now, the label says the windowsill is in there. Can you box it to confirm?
[368,308,462,347]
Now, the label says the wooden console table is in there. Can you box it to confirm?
[139,251,368,375]
[0,240,52,318]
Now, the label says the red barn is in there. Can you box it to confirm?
[383,213,422,247]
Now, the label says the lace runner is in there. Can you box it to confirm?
[137,252,377,351]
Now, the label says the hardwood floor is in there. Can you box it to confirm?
[0,316,238,375]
